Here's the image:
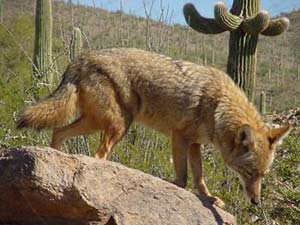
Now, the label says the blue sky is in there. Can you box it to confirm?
[75,0,300,24]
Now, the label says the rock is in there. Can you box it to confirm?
[264,108,300,128]
[0,146,236,225]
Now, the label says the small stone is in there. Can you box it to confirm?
[250,214,260,223]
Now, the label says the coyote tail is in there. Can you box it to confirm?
[17,71,79,130]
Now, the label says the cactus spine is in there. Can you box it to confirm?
[33,0,53,85]
[183,0,289,101]
[70,27,83,61]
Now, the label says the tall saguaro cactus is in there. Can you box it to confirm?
[259,91,266,114]
[70,27,83,61]
[0,0,3,23]
[33,0,53,86]
[183,1,289,101]
[68,26,90,156]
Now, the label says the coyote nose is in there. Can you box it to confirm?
[251,198,259,205]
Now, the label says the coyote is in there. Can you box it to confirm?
[17,48,291,207]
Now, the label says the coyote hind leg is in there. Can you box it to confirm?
[50,116,98,150]
[95,115,132,160]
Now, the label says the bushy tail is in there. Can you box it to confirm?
[17,76,79,130]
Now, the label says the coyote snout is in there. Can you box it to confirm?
[241,175,262,205]
[248,181,261,205]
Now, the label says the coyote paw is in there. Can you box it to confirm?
[197,192,225,208]
[207,195,225,208]
[170,179,187,188]
[94,152,107,160]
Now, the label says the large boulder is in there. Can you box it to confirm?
[0,146,236,225]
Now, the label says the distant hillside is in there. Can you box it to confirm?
[1,0,300,111]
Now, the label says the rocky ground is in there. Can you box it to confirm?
[0,147,236,225]
[264,108,300,128]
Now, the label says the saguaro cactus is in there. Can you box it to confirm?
[33,0,53,85]
[0,0,3,23]
[259,91,266,114]
[70,27,83,61]
[183,0,289,101]
[68,26,90,156]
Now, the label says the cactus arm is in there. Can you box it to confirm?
[183,3,225,34]
[241,10,269,35]
[261,17,290,36]
[182,0,289,101]
[214,2,242,31]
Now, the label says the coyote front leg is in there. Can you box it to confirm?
[171,131,188,188]
[189,143,225,208]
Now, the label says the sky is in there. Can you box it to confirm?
[75,0,300,24]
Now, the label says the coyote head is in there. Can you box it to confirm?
[227,124,291,205]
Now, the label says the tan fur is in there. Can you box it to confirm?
[17,72,79,129]
[17,48,291,207]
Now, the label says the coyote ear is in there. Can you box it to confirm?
[236,124,253,147]
[267,125,292,147]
